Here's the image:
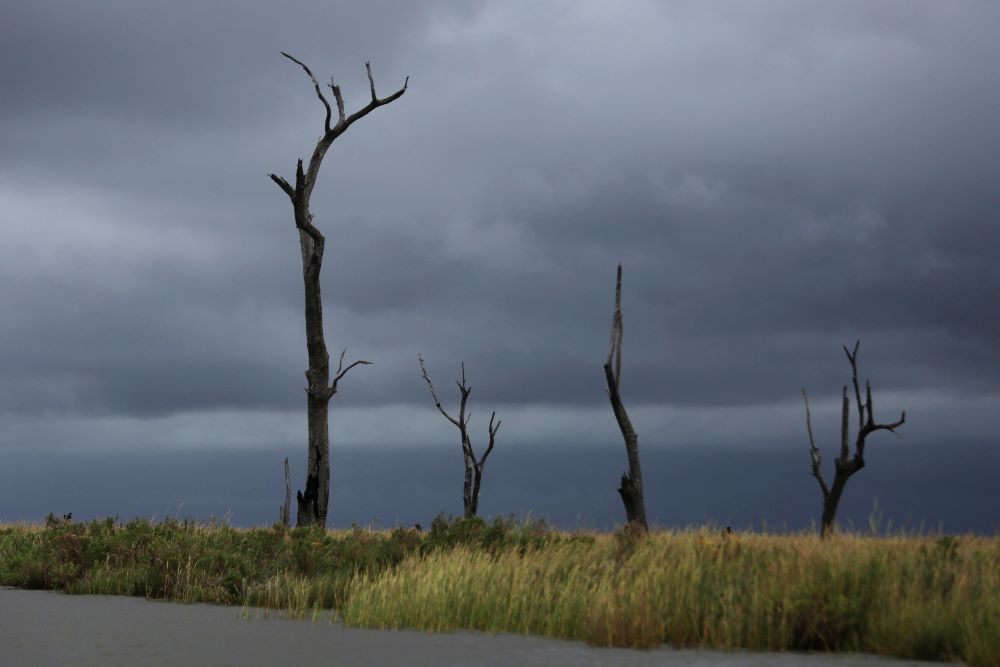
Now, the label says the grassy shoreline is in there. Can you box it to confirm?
[1,516,997,665]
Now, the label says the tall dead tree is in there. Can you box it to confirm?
[604,264,648,531]
[269,53,407,527]
[418,354,500,518]
[802,340,906,538]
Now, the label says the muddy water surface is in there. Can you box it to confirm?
[0,588,942,667]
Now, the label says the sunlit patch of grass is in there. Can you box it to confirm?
[341,526,1000,665]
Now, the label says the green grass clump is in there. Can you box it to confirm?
[1,516,997,665]
[0,513,425,612]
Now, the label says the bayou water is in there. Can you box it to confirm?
[0,588,943,667]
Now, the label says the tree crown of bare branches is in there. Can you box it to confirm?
[802,339,907,500]
[268,52,408,241]
[418,354,500,468]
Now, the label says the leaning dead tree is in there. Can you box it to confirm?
[418,354,500,518]
[604,264,648,531]
[802,340,906,538]
[269,53,407,527]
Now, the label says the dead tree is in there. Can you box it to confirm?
[269,53,407,527]
[802,340,906,538]
[604,264,648,531]
[418,354,500,518]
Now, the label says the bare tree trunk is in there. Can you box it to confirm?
[279,457,291,528]
[802,341,906,538]
[461,433,476,518]
[820,467,853,537]
[419,355,500,519]
[269,53,406,527]
[604,264,648,531]
[298,235,332,526]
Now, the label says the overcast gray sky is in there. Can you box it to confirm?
[2,1,998,529]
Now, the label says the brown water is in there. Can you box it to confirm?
[0,588,943,667]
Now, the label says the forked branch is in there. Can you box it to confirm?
[347,62,409,126]
[480,411,501,467]
[329,348,372,398]
[801,389,830,500]
[843,339,907,459]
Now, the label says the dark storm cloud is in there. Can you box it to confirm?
[1,0,999,442]
[0,1,449,122]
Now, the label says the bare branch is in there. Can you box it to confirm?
[332,359,371,383]
[859,385,907,453]
[845,341,907,460]
[295,160,306,198]
[606,264,624,388]
[866,412,907,436]
[865,380,875,424]
[269,173,295,198]
[281,52,333,133]
[328,79,346,125]
[286,160,325,247]
[328,348,372,397]
[478,411,500,467]
[458,387,470,431]
[418,354,461,428]
[844,340,864,430]
[366,61,378,102]
[344,63,409,128]
[455,362,472,432]
[615,265,622,385]
[840,385,850,463]
[876,411,907,434]
[802,389,830,500]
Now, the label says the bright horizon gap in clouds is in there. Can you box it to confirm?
[2,389,995,453]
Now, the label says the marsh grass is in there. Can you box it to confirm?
[1,515,997,665]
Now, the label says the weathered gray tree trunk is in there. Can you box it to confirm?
[802,340,906,538]
[604,264,648,531]
[269,53,407,527]
[418,355,500,518]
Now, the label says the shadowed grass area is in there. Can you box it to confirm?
[1,515,997,665]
